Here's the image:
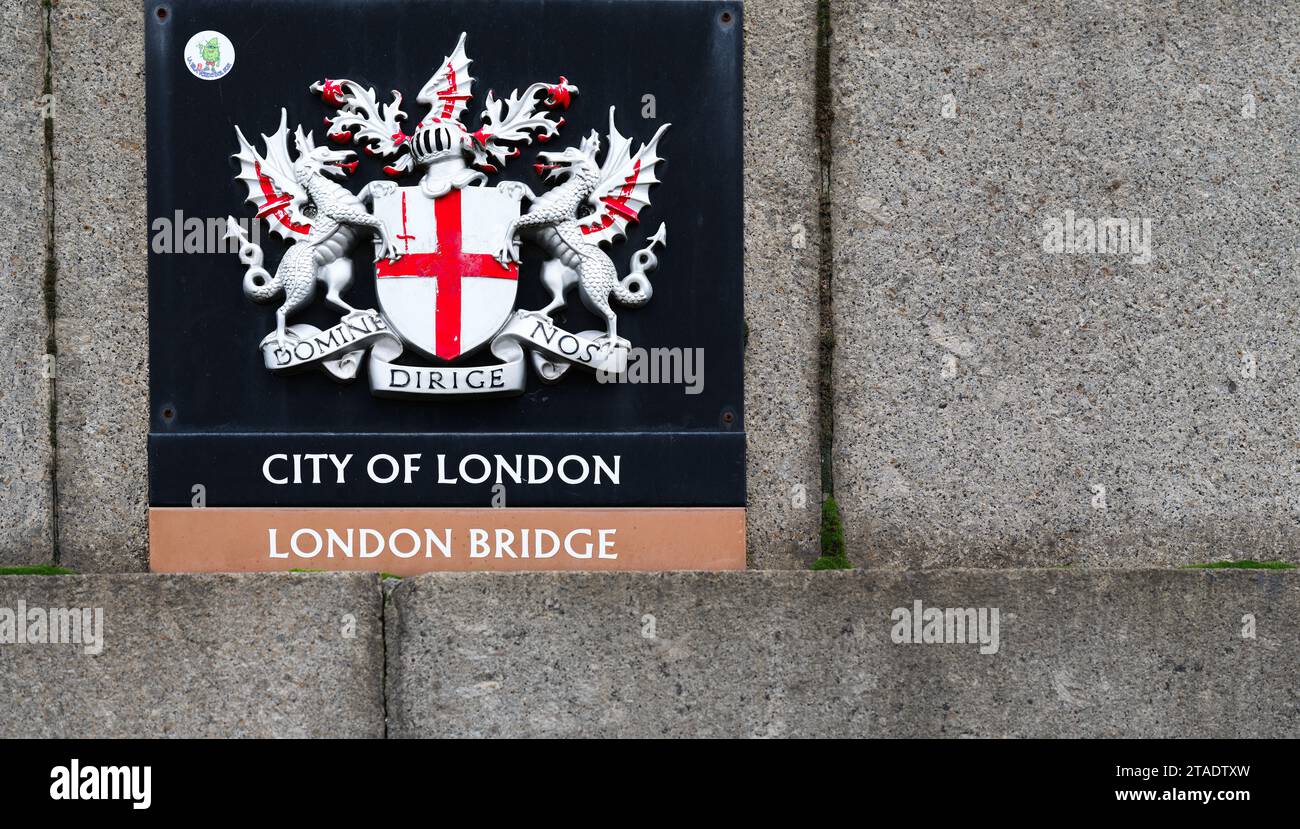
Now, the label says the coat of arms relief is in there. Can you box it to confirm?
[224,32,669,399]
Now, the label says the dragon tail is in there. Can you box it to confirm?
[225,216,281,303]
[612,223,667,307]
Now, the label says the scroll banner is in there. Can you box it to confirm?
[258,309,625,395]
[368,311,627,398]
[259,310,395,381]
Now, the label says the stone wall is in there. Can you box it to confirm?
[1,2,1296,570]
[830,1,1300,567]
[0,570,1293,737]
[0,1,53,564]
[387,569,1298,737]
[0,573,383,738]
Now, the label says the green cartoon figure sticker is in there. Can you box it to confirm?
[185,31,234,80]
[200,37,221,69]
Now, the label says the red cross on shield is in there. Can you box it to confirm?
[372,186,520,361]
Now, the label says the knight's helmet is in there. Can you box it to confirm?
[408,121,465,165]
[409,119,484,198]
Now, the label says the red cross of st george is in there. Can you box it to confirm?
[376,188,518,360]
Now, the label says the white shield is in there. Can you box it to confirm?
[372,185,520,361]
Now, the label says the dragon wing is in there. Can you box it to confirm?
[233,109,312,242]
[416,31,474,126]
[579,108,669,247]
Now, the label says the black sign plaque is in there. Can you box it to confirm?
[146,0,745,572]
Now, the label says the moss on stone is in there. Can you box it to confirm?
[1184,560,1295,570]
[811,495,852,570]
[0,565,75,576]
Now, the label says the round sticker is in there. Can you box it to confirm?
[184,30,235,80]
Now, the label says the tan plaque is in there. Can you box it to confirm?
[150,507,745,574]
